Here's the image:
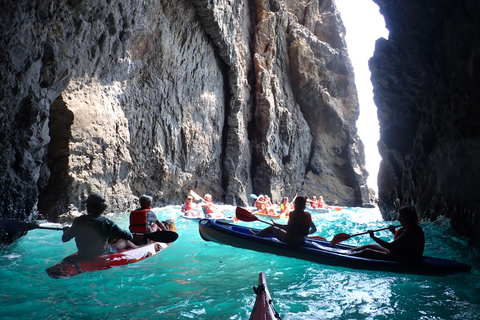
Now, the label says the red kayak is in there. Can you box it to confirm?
[46,222,177,278]
[250,272,281,320]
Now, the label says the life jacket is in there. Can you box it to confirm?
[183,203,195,212]
[203,203,215,214]
[129,209,150,233]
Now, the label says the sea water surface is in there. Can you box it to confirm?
[1,206,479,319]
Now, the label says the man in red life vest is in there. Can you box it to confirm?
[129,194,168,245]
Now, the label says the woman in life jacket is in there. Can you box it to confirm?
[181,195,200,217]
[129,194,168,245]
[349,206,425,262]
[251,196,317,245]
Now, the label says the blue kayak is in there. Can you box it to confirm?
[198,219,471,275]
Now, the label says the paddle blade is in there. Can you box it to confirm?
[0,219,63,232]
[235,207,259,222]
[189,190,203,201]
[249,194,258,199]
[329,233,351,246]
[310,236,327,241]
[145,231,178,243]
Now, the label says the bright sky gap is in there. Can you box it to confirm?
[335,0,389,194]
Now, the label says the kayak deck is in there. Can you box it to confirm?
[250,272,281,320]
[198,219,471,275]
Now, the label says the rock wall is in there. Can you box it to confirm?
[0,0,370,247]
[371,0,480,247]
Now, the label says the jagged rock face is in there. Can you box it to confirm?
[371,0,480,247]
[0,0,370,247]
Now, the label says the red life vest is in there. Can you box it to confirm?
[183,203,195,211]
[129,209,149,233]
[204,204,215,214]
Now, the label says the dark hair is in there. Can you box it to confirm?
[294,196,307,209]
[87,202,108,217]
[398,206,418,225]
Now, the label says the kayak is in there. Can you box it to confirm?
[198,219,471,275]
[250,272,281,320]
[46,221,177,278]
[254,210,287,219]
[306,206,329,213]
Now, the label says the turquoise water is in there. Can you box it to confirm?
[1,206,479,319]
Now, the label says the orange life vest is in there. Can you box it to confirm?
[129,209,149,233]
[183,203,195,211]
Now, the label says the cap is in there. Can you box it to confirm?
[81,193,105,204]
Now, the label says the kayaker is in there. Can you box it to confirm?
[181,195,199,217]
[129,194,168,245]
[254,195,275,215]
[252,196,317,245]
[62,193,137,259]
[279,197,290,216]
[348,206,425,261]
[201,194,224,218]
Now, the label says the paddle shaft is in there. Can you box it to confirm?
[349,225,400,237]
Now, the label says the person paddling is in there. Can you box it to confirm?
[251,196,317,245]
[201,194,223,219]
[348,206,425,261]
[129,194,168,245]
[181,195,201,217]
[62,193,137,259]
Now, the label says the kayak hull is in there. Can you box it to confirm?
[46,221,177,278]
[250,272,281,320]
[198,219,471,275]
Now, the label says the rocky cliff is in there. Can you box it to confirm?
[0,0,371,247]
[371,0,480,247]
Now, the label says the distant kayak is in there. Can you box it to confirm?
[306,206,329,213]
[250,272,281,320]
[46,221,178,278]
[198,219,471,276]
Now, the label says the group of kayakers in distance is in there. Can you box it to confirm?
[181,192,227,219]
[62,191,426,266]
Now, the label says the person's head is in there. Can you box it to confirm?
[397,206,419,226]
[81,193,107,217]
[139,194,153,209]
[204,194,212,202]
[282,197,288,203]
[258,195,264,200]
[312,196,317,200]
[294,196,307,210]
[186,196,193,202]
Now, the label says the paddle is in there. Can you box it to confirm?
[235,207,327,241]
[0,219,179,243]
[250,194,258,200]
[0,219,65,232]
[145,231,179,243]
[330,225,401,246]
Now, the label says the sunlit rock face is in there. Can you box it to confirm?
[371,0,480,247]
[0,0,371,247]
